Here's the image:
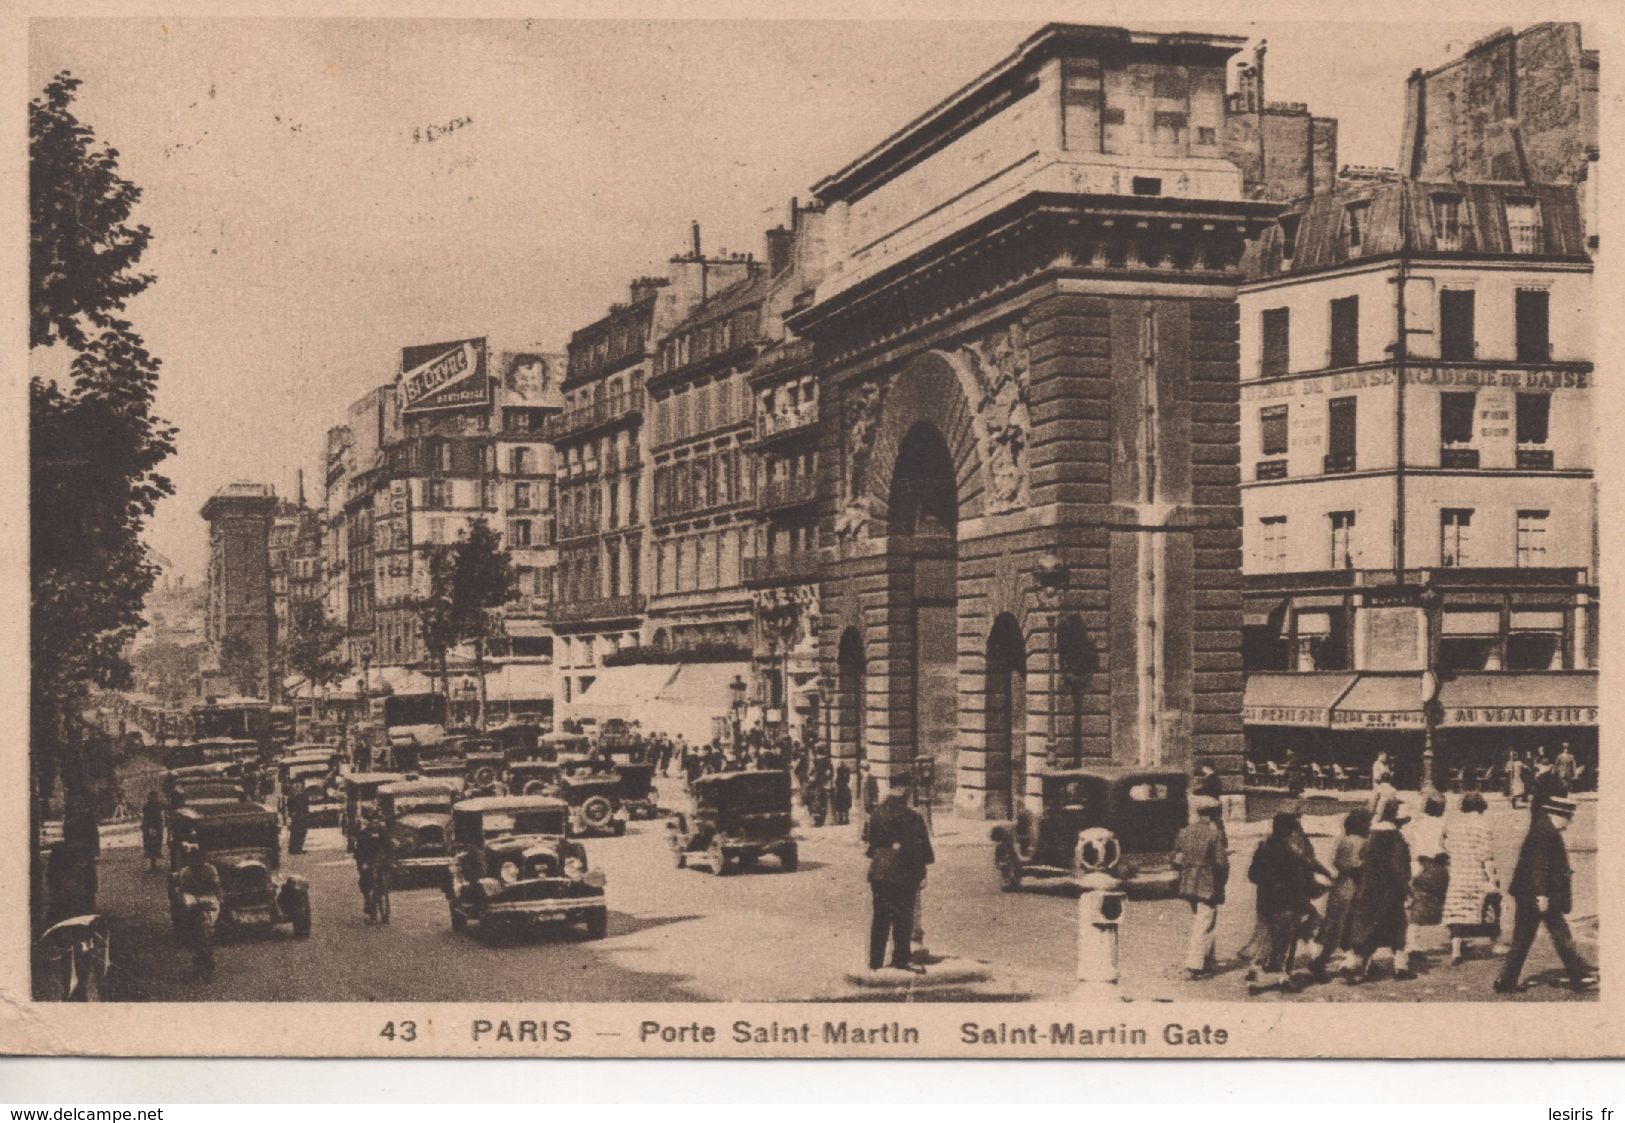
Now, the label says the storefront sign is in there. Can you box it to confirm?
[1445,705,1598,727]
[399,337,489,414]
[1332,709,1425,730]
[1243,705,1329,727]
[1243,365,1589,401]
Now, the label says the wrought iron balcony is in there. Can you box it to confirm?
[756,400,820,442]
[542,593,647,625]
[1439,446,1480,469]
[1255,459,1288,481]
[1516,447,1555,470]
[544,389,645,442]
[1322,452,1357,474]
[759,475,818,511]
[743,551,821,586]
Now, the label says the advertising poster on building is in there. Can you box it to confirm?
[398,337,490,414]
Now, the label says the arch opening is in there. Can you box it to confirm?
[985,613,1029,818]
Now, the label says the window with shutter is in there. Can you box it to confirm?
[1329,296,1359,367]
[1261,307,1290,375]
[1439,289,1475,360]
[1325,397,1356,473]
[1259,405,1288,457]
[1515,289,1550,363]
[1440,509,1473,566]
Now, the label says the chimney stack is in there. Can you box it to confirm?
[691,221,702,258]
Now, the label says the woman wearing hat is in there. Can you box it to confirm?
[1245,812,1319,994]
[1442,791,1501,965]
[1402,790,1451,974]
[1307,808,1371,981]
[1346,796,1413,982]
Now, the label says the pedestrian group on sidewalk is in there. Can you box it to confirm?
[1174,764,1597,996]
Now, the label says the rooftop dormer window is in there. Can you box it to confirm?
[1431,194,1463,251]
[1278,214,1300,262]
[1341,202,1370,257]
[1506,198,1543,254]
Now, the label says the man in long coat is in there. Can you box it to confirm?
[1495,797,1597,994]
[1172,796,1228,979]
[864,774,934,972]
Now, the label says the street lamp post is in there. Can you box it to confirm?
[1034,554,1069,770]
[729,673,747,751]
[1419,588,1444,792]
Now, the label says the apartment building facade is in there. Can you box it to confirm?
[1238,178,1597,786]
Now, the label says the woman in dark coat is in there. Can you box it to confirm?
[832,765,853,826]
[1246,813,1318,993]
[1309,808,1371,980]
[1347,798,1413,982]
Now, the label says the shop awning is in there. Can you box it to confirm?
[482,661,555,703]
[1331,674,1425,730]
[370,666,437,696]
[1439,672,1598,728]
[1242,673,1356,728]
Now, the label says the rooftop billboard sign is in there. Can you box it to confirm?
[399,337,489,414]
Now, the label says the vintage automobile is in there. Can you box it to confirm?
[538,731,593,760]
[613,762,660,820]
[557,759,630,836]
[162,761,243,797]
[415,756,469,790]
[988,768,1189,895]
[595,718,648,762]
[341,771,409,851]
[462,745,507,793]
[378,779,458,884]
[166,779,251,810]
[445,796,608,940]
[194,738,263,767]
[278,759,343,827]
[668,770,797,875]
[506,759,560,797]
[167,804,312,937]
[488,722,546,761]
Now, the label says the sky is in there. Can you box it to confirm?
[28,15,1511,581]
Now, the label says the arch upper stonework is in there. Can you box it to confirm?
[838,349,988,544]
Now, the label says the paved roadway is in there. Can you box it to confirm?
[92,779,1597,1003]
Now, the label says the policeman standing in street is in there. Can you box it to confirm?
[286,782,311,855]
[1495,797,1598,994]
[864,773,934,973]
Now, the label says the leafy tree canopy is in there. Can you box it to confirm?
[31,72,155,351]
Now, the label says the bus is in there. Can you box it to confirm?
[191,697,272,758]
[376,692,450,770]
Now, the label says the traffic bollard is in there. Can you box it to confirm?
[1075,827,1126,999]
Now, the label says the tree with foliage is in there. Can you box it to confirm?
[31,74,154,351]
[31,71,174,883]
[412,542,458,706]
[284,599,350,707]
[217,633,264,698]
[130,640,204,705]
[448,519,516,730]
